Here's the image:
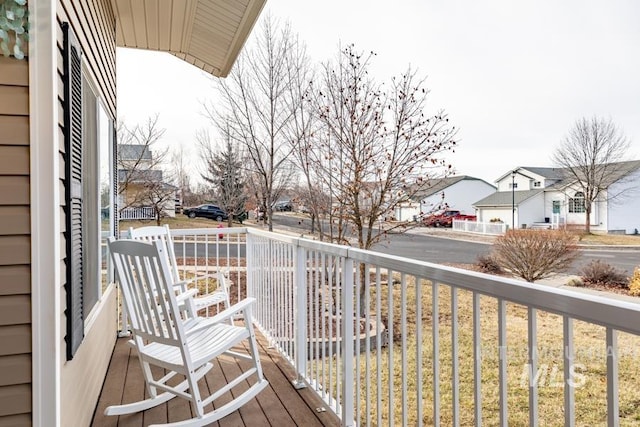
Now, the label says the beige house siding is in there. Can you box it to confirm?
[55,1,118,426]
[0,56,31,425]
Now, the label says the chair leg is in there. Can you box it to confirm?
[245,311,265,382]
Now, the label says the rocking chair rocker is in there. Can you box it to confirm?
[106,238,268,426]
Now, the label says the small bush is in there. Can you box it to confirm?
[628,267,640,296]
[492,229,578,282]
[566,277,584,287]
[579,260,628,288]
[476,254,503,274]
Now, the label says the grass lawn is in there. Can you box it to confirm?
[333,277,640,426]
[577,232,640,246]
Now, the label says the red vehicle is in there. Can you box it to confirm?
[422,209,476,227]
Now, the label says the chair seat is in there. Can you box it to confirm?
[142,323,250,372]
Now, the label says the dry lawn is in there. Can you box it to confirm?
[335,277,640,426]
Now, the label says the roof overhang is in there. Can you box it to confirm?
[111,0,266,77]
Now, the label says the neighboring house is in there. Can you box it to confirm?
[118,144,176,218]
[474,162,640,233]
[0,1,265,426]
[395,175,495,221]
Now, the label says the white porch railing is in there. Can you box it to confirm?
[453,219,507,235]
[115,227,640,425]
[119,206,155,220]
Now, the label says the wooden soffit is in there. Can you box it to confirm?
[111,0,266,77]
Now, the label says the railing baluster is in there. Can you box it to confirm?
[365,263,372,427]
[342,257,355,426]
[473,292,481,427]
[355,261,362,425]
[376,267,382,427]
[451,286,460,427]
[416,277,423,427]
[606,327,619,427]
[432,281,440,427]
[388,269,395,427]
[293,243,307,387]
[498,299,507,427]
[563,316,575,427]
[528,307,538,427]
[401,273,408,427]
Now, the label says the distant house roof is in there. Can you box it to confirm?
[415,175,495,200]
[119,144,152,161]
[118,169,163,183]
[520,167,566,180]
[473,189,543,207]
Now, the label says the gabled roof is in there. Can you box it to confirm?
[119,144,152,161]
[112,0,266,77]
[473,189,543,207]
[415,175,495,200]
[520,167,565,180]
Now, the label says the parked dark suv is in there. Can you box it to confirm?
[273,200,293,212]
[183,204,228,221]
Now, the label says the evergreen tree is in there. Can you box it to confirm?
[201,133,247,226]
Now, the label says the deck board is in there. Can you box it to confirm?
[92,331,341,426]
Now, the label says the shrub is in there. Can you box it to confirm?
[476,254,503,274]
[579,260,628,288]
[627,267,640,296]
[492,229,578,282]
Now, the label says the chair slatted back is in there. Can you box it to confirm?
[128,225,182,282]
[109,238,184,346]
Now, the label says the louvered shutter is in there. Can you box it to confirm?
[62,22,84,360]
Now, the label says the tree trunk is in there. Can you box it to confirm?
[585,208,591,234]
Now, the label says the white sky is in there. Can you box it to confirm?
[117,0,640,185]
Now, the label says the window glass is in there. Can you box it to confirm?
[569,192,585,213]
[98,102,114,291]
[82,77,100,315]
[552,200,561,214]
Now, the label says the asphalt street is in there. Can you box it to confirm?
[268,213,639,274]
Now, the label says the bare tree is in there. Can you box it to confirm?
[199,129,248,226]
[308,45,458,251]
[551,117,631,233]
[205,15,299,231]
[117,115,175,225]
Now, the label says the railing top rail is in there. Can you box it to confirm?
[245,228,640,336]
[169,227,248,236]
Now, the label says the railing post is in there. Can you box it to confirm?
[342,256,355,426]
[292,243,308,389]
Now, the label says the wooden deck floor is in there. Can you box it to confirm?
[92,332,341,427]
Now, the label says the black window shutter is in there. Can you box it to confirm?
[62,22,84,360]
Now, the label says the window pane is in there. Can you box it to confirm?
[98,102,114,291]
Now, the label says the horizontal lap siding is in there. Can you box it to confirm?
[57,2,118,426]
[0,55,31,424]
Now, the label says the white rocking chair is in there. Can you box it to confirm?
[128,225,232,318]
[106,238,268,426]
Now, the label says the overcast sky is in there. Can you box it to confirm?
[117,0,640,185]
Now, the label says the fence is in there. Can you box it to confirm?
[115,226,640,425]
[245,228,640,426]
[118,206,155,220]
[453,219,507,235]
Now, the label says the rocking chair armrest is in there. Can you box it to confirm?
[181,272,218,285]
[185,297,256,335]
[175,288,199,303]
